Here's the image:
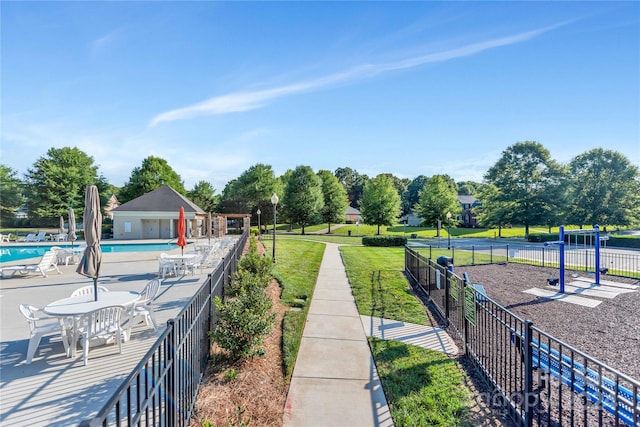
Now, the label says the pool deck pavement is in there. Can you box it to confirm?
[0,239,225,427]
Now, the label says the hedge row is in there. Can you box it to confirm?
[527,233,640,249]
[362,236,408,247]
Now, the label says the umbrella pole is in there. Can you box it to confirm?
[93,278,98,301]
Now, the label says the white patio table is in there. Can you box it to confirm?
[43,291,140,357]
[163,253,197,275]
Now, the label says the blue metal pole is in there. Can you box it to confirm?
[594,224,600,285]
[559,225,565,293]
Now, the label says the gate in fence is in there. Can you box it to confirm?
[405,246,640,427]
[79,231,248,427]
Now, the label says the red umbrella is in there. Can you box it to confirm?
[177,206,186,255]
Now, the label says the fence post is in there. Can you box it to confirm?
[463,282,469,356]
[506,244,508,263]
[472,246,475,265]
[167,319,178,426]
[444,267,450,323]
[523,320,534,427]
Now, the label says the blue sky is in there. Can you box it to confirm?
[2,1,638,193]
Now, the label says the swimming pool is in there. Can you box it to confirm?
[0,243,179,264]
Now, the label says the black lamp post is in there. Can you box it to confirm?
[256,208,261,240]
[271,193,279,263]
[446,211,452,250]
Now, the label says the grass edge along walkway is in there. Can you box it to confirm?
[340,245,484,427]
[268,237,493,426]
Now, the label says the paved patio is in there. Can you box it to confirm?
[0,239,226,426]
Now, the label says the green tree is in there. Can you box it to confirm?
[402,175,428,215]
[119,156,185,202]
[566,148,640,227]
[187,181,219,213]
[413,174,459,228]
[334,167,369,208]
[24,147,109,226]
[318,170,349,234]
[457,180,483,196]
[360,174,402,235]
[219,164,279,221]
[484,141,566,238]
[0,164,24,227]
[282,166,324,234]
[475,184,514,237]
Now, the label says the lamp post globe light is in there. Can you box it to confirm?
[271,193,279,263]
[256,208,261,240]
[446,211,452,250]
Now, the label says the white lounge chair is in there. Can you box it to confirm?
[19,304,70,364]
[77,305,125,366]
[33,231,47,242]
[18,233,36,242]
[0,251,60,278]
[129,279,161,335]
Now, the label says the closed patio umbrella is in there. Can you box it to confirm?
[68,207,77,250]
[59,216,65,236]
[207,212,212,244]
[76,185,103,301]
[177,206,186,255]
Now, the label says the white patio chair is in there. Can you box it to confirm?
[71,285,110,297]
[51,246,74,266]
[19,304,70,364]
[158,253,177,279]
[0,233,10,243]
[77,305,125,366]
[129,279,161,335]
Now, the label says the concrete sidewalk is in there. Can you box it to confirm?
[283,243,394,427]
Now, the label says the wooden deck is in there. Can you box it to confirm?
[0,240,227,426]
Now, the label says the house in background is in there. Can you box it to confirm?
[400,213,421,227]
[111,185,207,240]
[401,195,481,228]
[457,195,481,227]
[345,206,362,223]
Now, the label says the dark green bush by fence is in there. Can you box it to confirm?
[362,236,407,247]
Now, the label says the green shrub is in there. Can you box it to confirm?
[237,248,273,278]
[527,233,559,243]
[226,269,270,297]
[362,235,407,247]
[210,286,275,360]
[607,236,640,249]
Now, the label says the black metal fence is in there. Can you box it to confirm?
[79,231,248,427]
[414,243,640,279]
[405,246,640,427]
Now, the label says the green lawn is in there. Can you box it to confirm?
[340,245,480,426]
[261,237,325,378]
[340,246,428,325]
[370,338,472,427]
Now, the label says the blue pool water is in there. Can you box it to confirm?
[0,243,179,264]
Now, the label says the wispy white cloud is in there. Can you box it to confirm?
[90,28,125,56]
[150,23,563,127]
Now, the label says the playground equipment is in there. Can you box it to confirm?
[543,225,601,293]
[511,331,640,427]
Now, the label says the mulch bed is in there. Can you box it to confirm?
[460,263,640,381]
